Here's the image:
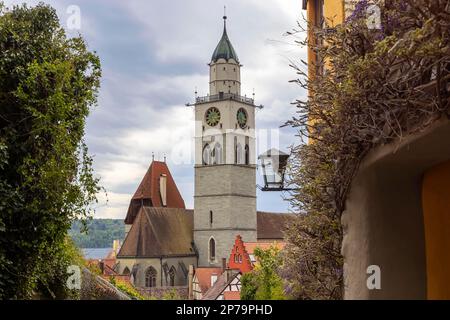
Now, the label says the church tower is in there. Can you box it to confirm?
[193,15,257,267]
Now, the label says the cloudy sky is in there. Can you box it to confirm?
[5,0,308,218]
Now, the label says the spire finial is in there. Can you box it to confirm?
[223,5,227,28]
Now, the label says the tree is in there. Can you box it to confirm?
[283,0,449,299]
[0,2,101,299]
[240,246,285,300]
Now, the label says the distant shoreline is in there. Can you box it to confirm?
[82,247,112,260]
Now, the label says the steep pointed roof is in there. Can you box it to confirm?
[124,161,185,225]
[118,207,195,258]
[211,16,239,63]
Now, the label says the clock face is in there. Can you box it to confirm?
[205,107,221,127]
[237,108,247,129]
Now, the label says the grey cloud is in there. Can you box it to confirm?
[11,0,307,218]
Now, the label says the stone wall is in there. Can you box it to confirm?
[194,164,257,266]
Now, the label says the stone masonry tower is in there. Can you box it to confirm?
[194,15,257,267]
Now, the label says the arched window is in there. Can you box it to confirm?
[213,143,222,165]
[169,266,176,287]
[122,267,130,275]
[209,238,216,262]
[245,144,250,165]
[203,143,211,165]
[235,142,242,164]
[145,267,157,288]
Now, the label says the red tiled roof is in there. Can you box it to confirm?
[124,161,185,224]
[256,212,294,240]
[202,270,240,300]
[194,267,223,294]
[224,291,241,300]
[118,207,195,258]
[243,241,286,255]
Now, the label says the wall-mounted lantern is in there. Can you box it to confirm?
[258,148,291,191]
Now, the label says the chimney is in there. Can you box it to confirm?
[160,174,167,206]
[188,265,194,300]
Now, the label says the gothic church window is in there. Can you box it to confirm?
[169,266,176,286]
[145,266,157,288]
[209,238,216,262]
[123,267,130,275]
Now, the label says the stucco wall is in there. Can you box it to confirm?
[422,160,450,299]
[342,119,450,299]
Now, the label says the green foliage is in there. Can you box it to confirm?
[0,2,101,299]
[240,272,257,300]
[240,246,285,300]
[284,0,450,299]
[69,219,125,248]
[162,288,182,300]
[109,277,147,300]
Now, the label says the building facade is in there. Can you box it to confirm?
[115,15,292,293]
[194,15,257,267]
[305,0,450,299]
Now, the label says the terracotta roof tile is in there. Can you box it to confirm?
[224,291,241,300]
[119,208,292,259]
[243,241,286,255]
[124,161,185,224]
[202,270,240,300]
[118,207,195,258]
[194,267,223,294]
[256,211,294,240]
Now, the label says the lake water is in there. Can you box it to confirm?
[82,248,112,260]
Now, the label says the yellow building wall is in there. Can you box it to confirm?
[422,160,450,299]
[323,0,345,27]
[307,0,345,79]
[306,1,344,140]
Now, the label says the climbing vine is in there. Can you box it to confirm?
[0,2,101,299]
[282,0,450,299]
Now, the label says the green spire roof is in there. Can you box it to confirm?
[211,16,239,63]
